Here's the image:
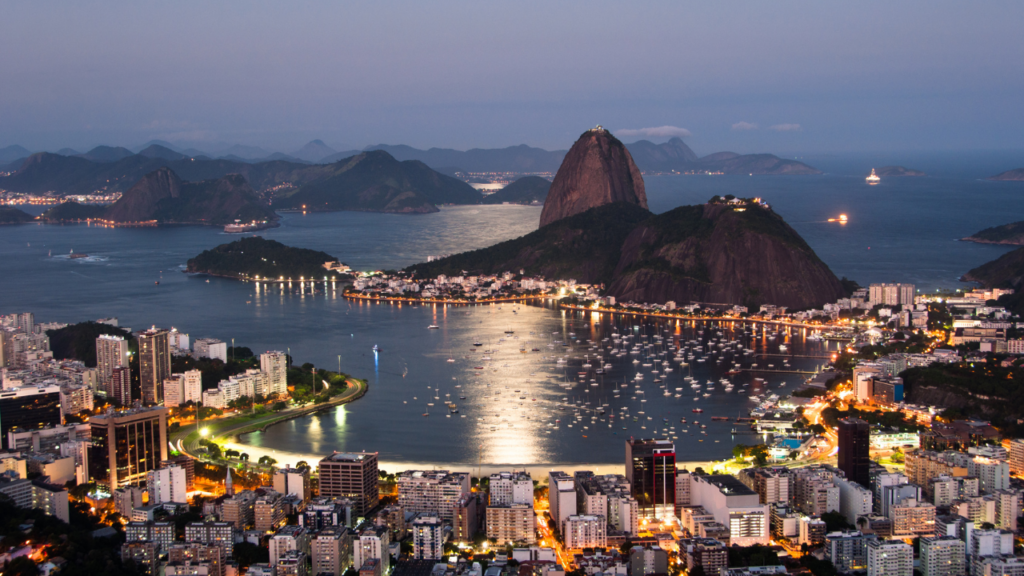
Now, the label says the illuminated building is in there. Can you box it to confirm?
[625,438,676,520]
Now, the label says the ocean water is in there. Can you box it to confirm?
[1,171,1023,467]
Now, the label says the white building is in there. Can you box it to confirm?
[260,351,288,397]
[163,374,185,407]
[867,539,913,576]
[686,473,769,546]
[548,471,577,529]
[147,465,187,504]
[192,338,227,363]
[490,471,533,507]
[835,477,873,526]
[268,526,310,568]
[353,526,390,575]
[968,457,1010,494]
[919,536,966,576]
[95,334,128,394]
[183,370,202,404]
[397,470,470,523]
[564,515,606,550]
[411,513,444,560]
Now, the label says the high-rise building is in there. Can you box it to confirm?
[192,338,227,363]
[825,531,877,573]
[312,526,353,576]
[548,471,577,530]
[869,283,916,306]
[167,543,224,576]
[146,465,187,504]
[96,334,129,395]
[920,536,966,576]
[0,385,62,449]
[412,513,444,559]
[185,521,235,558]
[181,370,202,404]
[89,406,168,488]
[489,471,533,507]
[397,470,471,523]
[1009,439,1024,476]
[838,418,871,488]
[255,489,287,533]
[261,351,288,397]
[353,526,390,575]
[274,466,312,502]
[625,438,676,520]
[867,539,913,576]
[968,456,1010,494]
[110,366,132,405]
[486,503,535,545]
[163,374,185,408]
[138,328,171,405]
[318,452,379,517]
[564,514,606,550]
[269,525,311,567]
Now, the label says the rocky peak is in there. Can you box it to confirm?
[539,127,647,227]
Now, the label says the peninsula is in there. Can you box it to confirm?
[0,206,34,224]
[962,220,1024,246]
[186,236,352,282]
[874,165,925,177]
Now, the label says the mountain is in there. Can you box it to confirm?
[334,143,568,173]
[0,145,31,163]
[624,138,700,170]
[135,140,184,153]
[217,144,272,160]
[693,152,820,175]
[989,169,1024,181]
[56,148,81,156]
[961,247,1024,315]
[291,140,338,163]
[101,168,277,225]
[78,145,134,162]
[606,201,845,308]
[275,150,481,214]
[138,144,187,161]
[481,176,551,205]
[186,236,349,281]
[962,221,1024,246]
[0,206,34,224]
[407,202,654,282]
[875,165,925,177]
[539,128,646,227]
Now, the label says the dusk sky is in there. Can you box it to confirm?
[2,1,1022,155]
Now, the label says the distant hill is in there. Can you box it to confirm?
[187,236,349,281]
[961,247,1024,315]
[481,176,551,205]
[217,144,272,160]
[324,143,568,173]
[39,202,107,221]
[690,151,820,175]
[875,165,925,177]
[275,150,481,214]
[962,221,1024,246]
[291,140,338,163]
[138,144,187,161]
[103,168,277,224]
[56,148,81,156]
[78,145,134,163]
[625,138,700,170]
[0,145,31,163]
[989,168,1024,181]
[0,206,34,224]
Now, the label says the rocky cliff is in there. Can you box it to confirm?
[539,128,647,227]
[606,202,845,309]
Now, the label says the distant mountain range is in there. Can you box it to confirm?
[989,168,1024,181]
[0,137,820,176]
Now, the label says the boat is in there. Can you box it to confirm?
[866,168,880,185]
[373,345,380,353]
[428,325,440,329]
[692,408,704,413]
[473,342,483,347]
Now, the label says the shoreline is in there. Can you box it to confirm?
[343,293,547,305]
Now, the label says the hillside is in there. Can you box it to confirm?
[407,203,654,283]
[989,168,1024,181]
[187,236,350,281]
[606,201,846,309]
[0,206,34,224]
[481,176,551,205]
[38,202,108,221]
[875,165,925,177]
[961,247,1024,290]
[102,168,277,224]
[328,143,568,172]
[693,152,821,175]
[275,150,481,213]
[962,221,1024,246]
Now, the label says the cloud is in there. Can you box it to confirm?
[731,121,758,131]
[616,125,692,139]
[770,123,802,132]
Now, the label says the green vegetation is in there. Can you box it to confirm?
[171,353,259,389]
[47,321,135,367]
[38,202,107,221]
[902,362,1024,430]
[821,511,854,532]
[821,406,924,433]
[286,362,352,404]
[964,220,1024,245]
[727,545,779,567]
[186,237,349,281]
[962,246,1024,291]
[0,206,34,223]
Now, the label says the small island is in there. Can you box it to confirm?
[962,220,1024,246]
[874,165,925,177]
[186,236,352,282]
[0,206,35,224]
[989,168,1024,181]
[481,175,551,205]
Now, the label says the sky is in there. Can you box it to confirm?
[2,1,1023,155]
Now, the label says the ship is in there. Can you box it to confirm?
[866,168,880,185]
[224,219,276,233]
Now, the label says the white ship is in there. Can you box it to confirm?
[866,168,880,185]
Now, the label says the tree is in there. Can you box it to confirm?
[240,453,250,462]
[619,540,634,556]
[296,461,311,473]
[4,556,40,576]
[233,541,269,569]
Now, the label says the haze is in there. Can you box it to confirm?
[2,1,1022,154]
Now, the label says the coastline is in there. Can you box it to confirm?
[343,293,547,305]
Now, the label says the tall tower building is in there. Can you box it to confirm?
[261,351,288,397]
[89,406,169,488]
[110,366,132,406]
[96,334,129,395]
[319,452,379,517]
[138,328,171,405]
[838,418,871,488]
[625,438,676,520]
